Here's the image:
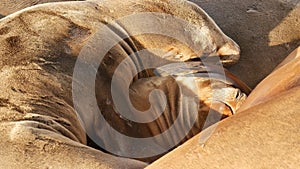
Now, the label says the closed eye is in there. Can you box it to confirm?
[235,90,241,99]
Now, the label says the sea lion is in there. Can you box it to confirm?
[146,47,300,169]
[0,0,247,167]
[0,0,241,66]
[87,60,249,162]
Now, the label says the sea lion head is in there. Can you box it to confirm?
[155,62,250,119]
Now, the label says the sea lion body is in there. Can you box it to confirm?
[0,0,246,166]
[146,47,300,168]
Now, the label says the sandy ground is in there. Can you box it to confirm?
[192,0,300,88]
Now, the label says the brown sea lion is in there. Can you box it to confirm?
[0,0,247,167]
[87,60,249,162]
[0,0,241,66]
[146,47,300,168]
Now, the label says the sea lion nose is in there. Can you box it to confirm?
[217,41,240,56]
[217,40,240,66]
